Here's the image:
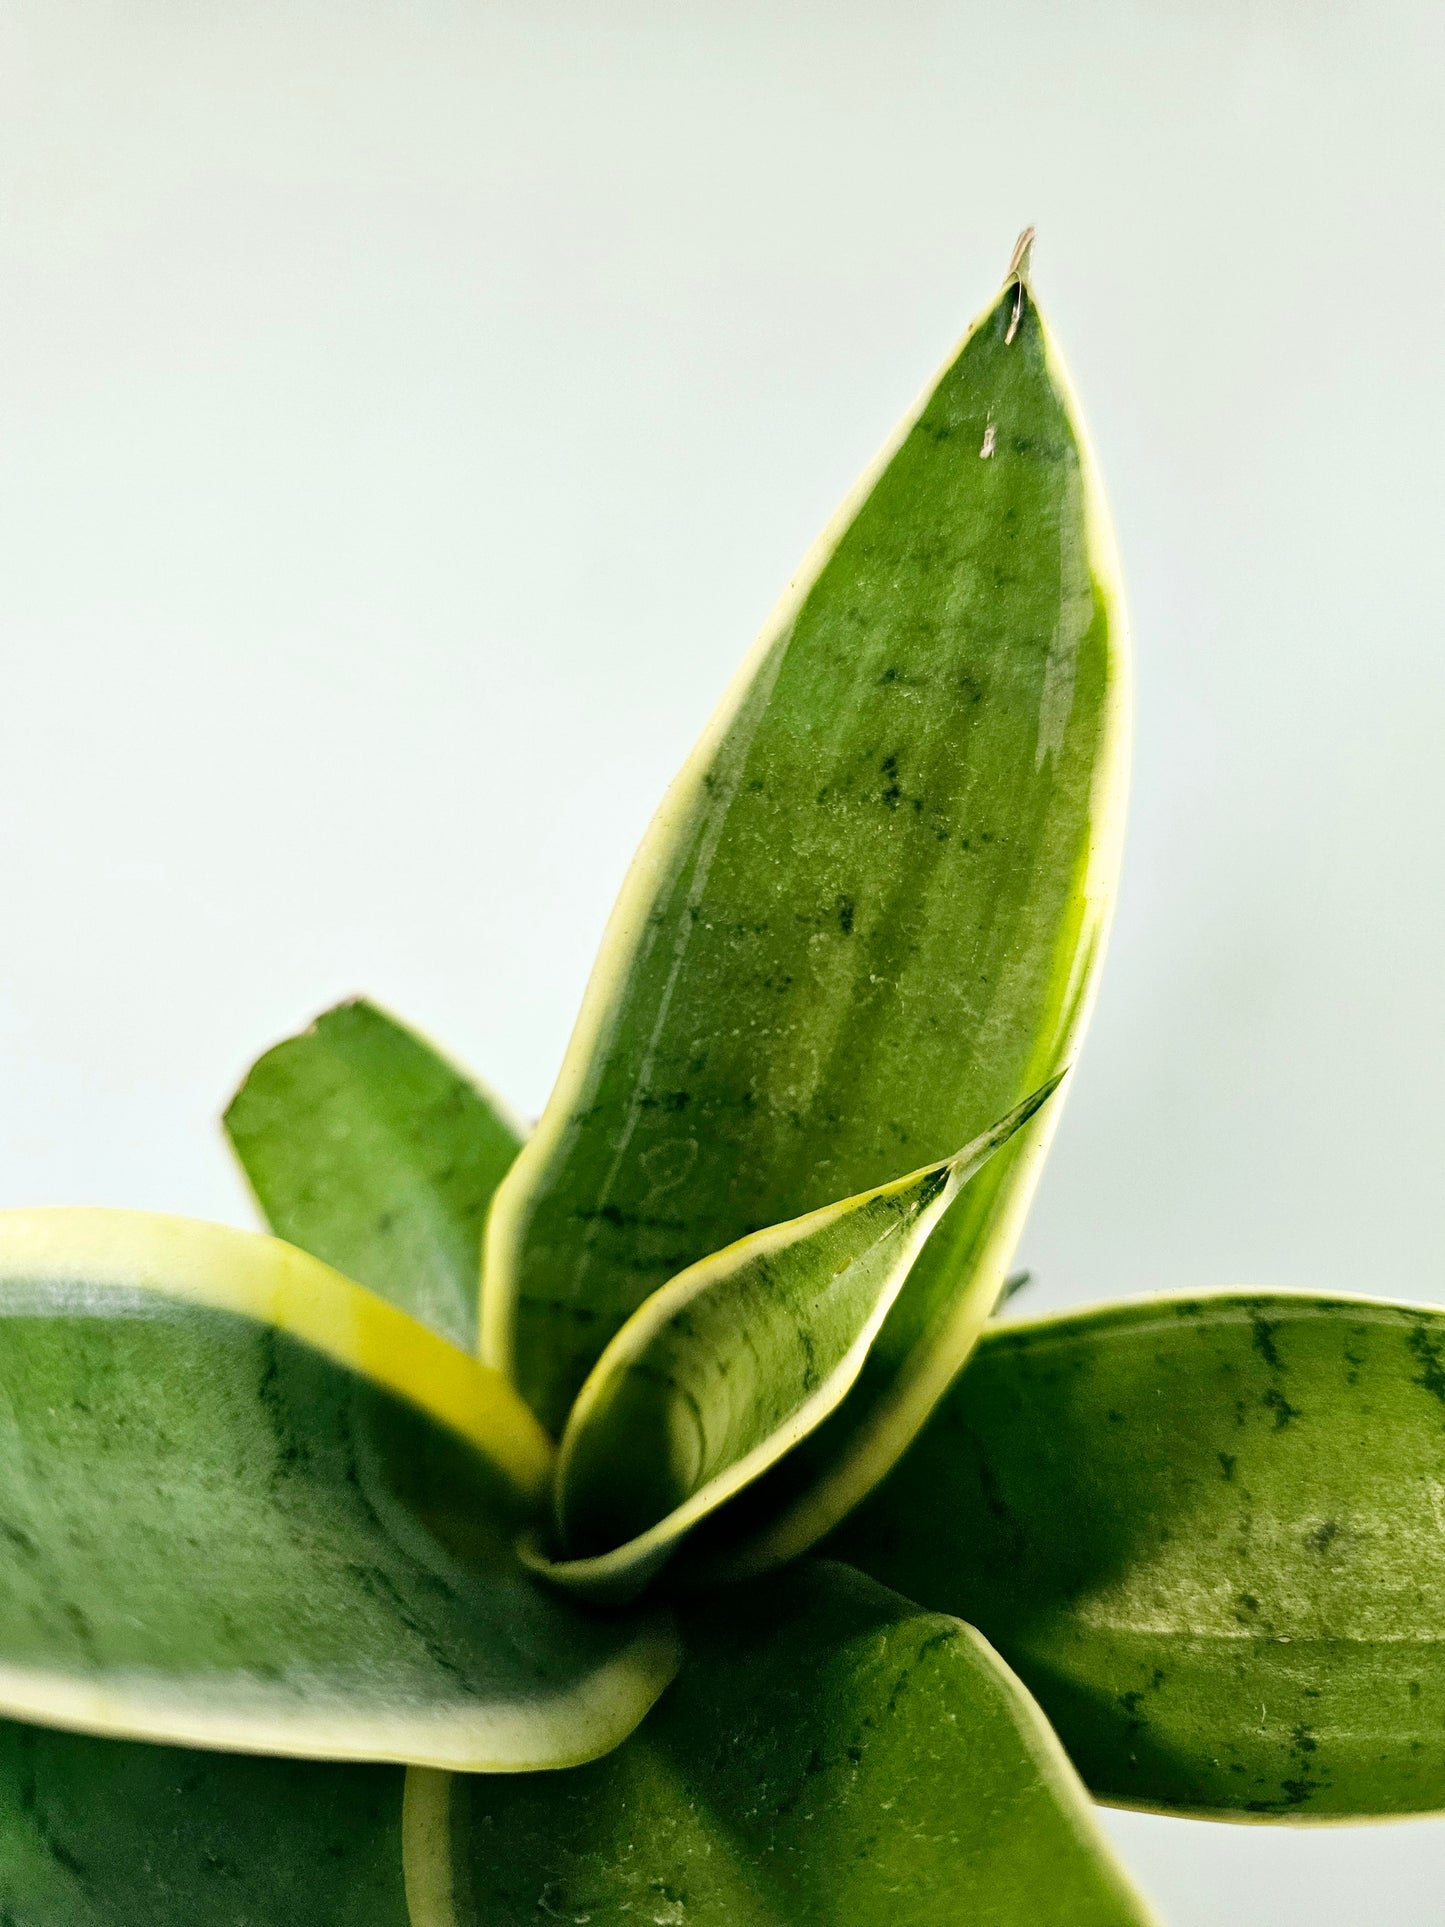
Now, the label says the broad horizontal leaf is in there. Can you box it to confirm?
[0,1210,676,1770]
[832,1292,1445,1819]
[483,242,1128,1591]
[226,998,522,1351]
[409,1560,1158,1926]
[0,1720,410,1925]
[544,1086,1057,1601]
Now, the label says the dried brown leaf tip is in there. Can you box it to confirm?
[1005,224,1036,343]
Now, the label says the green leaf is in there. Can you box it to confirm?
[0,1721,410,1925]
[411,1560,1158,1926]
[483,241,1128,1585]
[542,1086,1057,1602]
[0,1209,676,1770]
[832,1292,1445,1819]
[226,998,522,1351]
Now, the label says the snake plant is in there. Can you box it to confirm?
[0,234,1429,1925]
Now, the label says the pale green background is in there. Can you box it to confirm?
[1,2,1442,1919]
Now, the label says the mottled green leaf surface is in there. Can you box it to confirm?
[0,1210,675,1771]
[833,1293,1445,1818]
[226,998,522,1350]
[549,1089,1054,1598]
[484,256,1128,1595]
[417,1561,1156,1926]
[0,1721,409,1926]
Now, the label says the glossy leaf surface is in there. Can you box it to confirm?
[411,1561,1157,1926]
[548,1088,1055,1599]
[484,250,1128,1594]
[834,1292,1445,1818]
[0,1721,409,1925]
[0,1210,675,1770]
[226,998,522,1351]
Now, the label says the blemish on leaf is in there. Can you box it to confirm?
[1307,1519,1340,1555]
[1249,1316,1284,1372]
[0,1519,37,1557]
[1407,1324,1445,1406]
[1261,1386,1300,1430]
[639,1091,692,1114]
[915,1168,950,1210]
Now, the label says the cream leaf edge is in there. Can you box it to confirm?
[0,1207,554,1506]
[0,1618,681,1773]
[404,1768,459,1927]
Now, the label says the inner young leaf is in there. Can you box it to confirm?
[550,1081,1058,1585]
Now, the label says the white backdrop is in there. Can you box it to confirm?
[2,2,1443,1918]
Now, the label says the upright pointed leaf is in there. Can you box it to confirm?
[0,1210,675,1770]
[484,243,1128,1587]
[544,1087,1056,1601]
[0,1721,410,1925]
[226,998,523,1350]
[414,1561,1157,1926]
[834,1292,1445,1819]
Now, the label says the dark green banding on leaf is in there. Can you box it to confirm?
[832,1291,1445,1820]
[226,998,523,1352]
[435,1561,1157,1926]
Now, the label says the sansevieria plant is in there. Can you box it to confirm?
[0,234,1436,1924]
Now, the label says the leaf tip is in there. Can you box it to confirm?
[1003,226,1036,343]
[1005,224,1037,286]
[958,1069,1067,1171]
